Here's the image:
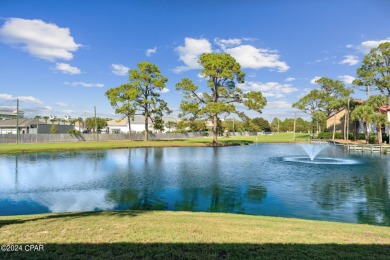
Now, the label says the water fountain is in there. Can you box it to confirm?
[283,144,359,165]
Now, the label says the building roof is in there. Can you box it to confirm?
[0,119,46,127]
[107,116,178,126]
[379,105,390,112]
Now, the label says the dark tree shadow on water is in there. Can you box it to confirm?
[1,243,389,259]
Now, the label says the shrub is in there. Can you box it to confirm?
[368,133,377,144]
[317,132,343,139]
[50,124,58,134]
[68,129,81,135]
[356,133,366,140]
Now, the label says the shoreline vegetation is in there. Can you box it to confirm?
[1,210,390,258]
[0,133,310,154]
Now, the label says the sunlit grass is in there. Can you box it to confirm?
[0,210,389,258]
[0,133,310,154]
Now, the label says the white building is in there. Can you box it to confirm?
[0,110,24,120]
[106,116,177,134]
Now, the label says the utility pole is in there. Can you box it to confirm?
[293,112,297,141]
[277,117,280,134]
[16,99,19,144]
[94,106,98,141]
[346,98,350,141]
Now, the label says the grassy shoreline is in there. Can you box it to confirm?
[0,133,310,154]
[1,210,389,258]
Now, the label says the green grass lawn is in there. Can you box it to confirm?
[0,210,389,259]
[0,133,310,154]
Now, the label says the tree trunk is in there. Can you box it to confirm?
[388,95,390,144]
[343,112,347,140]
[364,122,369,143]
[144,114,148,141]
[332,114,336,140]
[377,125,382,144]
[127,116,132,140]
[213,113,218,146]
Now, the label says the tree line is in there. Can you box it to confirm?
[293,42,390,144]
[106,53,267,146]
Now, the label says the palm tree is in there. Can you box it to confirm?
[43,116,49,124]
[77,117,84,131]
[366,95,387,144]
[350,105,374,143]
[370,113,387,144]
[34,115,42,121]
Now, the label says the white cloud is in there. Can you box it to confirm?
[338,75,355,84]
[60,109,75,114]
[64,82,104,88]
[0,93,43,104]
[214,38,242,49]
[54,63,81,74]
[239,81,298,98]
[224,45,289,72]
[55,102,69,107]
[285,77,296,82]
[310,76,322,84]
[339,55,359,66]
[174,37,289,73]
[158,88,170,93]
[111,64,129,76]
[174,38,212,73]
[353,38,390,54]
[146,46,157,57]
[0,18,80,61]
[266,100,292,108]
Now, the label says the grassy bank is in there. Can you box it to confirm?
[0,210,389,259]
[0,133,310,154]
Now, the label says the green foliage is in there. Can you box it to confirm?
[368,133,378,144]
[68,129,81,135]
[165,121,177,132]
[176,53,266,145]
[353,42,390,100]
[106,61,171,140]
[50,124,58,134]
[251,117,271,132]
[293,77,353,138]
[318,132,343,139]
[85,117,108,133]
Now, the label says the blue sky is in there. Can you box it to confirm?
[0,0,389,121]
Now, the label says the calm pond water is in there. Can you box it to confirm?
[0,144,389,226]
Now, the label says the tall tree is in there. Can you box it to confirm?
[315,77,353,140]
[106,85,137,139]
[292,89,324,137]
[176,53,266,145]
[353,42,390,142]
[366,94,387,144]
[85,117,108,133]
[77,117,84,132]
[43,116,49,124]
[106,62,171,141]
[353,42,390,104]
[350,105,374,143]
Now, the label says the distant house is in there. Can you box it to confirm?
[106,116,177,133]
[0,119,74,134]
[0,110,24,120]
[326,100,389,135]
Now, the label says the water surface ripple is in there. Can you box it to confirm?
[0,144,389,226]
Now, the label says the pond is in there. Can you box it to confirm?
[0,144,389,226]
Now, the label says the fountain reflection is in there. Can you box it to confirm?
[0,146,389,226]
